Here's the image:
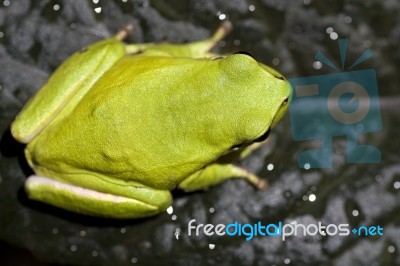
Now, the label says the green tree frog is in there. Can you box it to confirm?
[11,22,292,219]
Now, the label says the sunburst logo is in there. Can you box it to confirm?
[289,39,382,168]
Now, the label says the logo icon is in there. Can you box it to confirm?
[289,39,382,168]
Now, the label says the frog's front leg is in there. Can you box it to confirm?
[178,163,268,192]
[25,175,172,219]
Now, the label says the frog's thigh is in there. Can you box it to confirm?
[12,39,125,143]
[25,175,172,219]
[178,163,268,191]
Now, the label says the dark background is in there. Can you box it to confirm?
[0,0,399,265]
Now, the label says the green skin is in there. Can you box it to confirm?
[11,24,292,219]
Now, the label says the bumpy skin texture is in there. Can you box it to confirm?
[11,26,291,219]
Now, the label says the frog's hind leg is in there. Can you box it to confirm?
[112,24,154,55]
[192,20,233,54]
[114,24,134,41]
[178,163,268,192]
[11,36,125,143]
[25,175,172,219]
[123,21,232,57]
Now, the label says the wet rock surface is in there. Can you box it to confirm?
[0,0,399,265]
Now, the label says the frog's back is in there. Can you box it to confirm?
[26,56,231,189]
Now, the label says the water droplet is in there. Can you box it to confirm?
[92,250,98,257]
[330,32,338,40]
[272,58,280,66]
[304,163,311,170]
[131,257,138,263]
[175,228,181,240]
[303,0,311,5]
[70,245,77,252]
[394,181,400,189]
[167,206,173,214]
[209,207,215,213]
[3,0,10,7]
[267,164,274,171]
[93,0,100,4]
[344,16,352,24]
[284,258,291,264]
[218,13,226,20]
[209,244,215,249]
[388,245,395,253]
[352,210,359,216]
[94,7,102,13]
[249,5,255,12]
[171,214,177,221]
[143,241,152,248]
[309,194,316,202]
[313,61,322,69]
[233,39,241,46]
[121,227,127,234]
[52,228,59,234]
[80,230,86,237]
[326,27,333,34]
[53,4,60,11]
[0,32,3,38]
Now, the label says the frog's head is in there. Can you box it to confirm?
[258,60,292,129]
[204,52,291,150]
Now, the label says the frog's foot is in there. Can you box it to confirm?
[25,175,172,219]
[239,140,270,159]
[178,163,268,192]
[114,24,134,41]
[203,20,233,52]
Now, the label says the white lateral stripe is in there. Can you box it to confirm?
[26,175,142,204]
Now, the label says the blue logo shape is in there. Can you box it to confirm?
[289,39,382,168]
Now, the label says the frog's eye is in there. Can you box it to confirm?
[234,51,253,57]
[253,128,270,143]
